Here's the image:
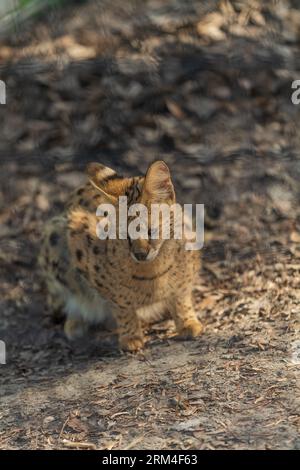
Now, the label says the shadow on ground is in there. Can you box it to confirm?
[0,0,299,449]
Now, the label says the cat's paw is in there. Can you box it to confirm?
[64,318,87,340]
[119,335,145,352]
[178,319,204,339]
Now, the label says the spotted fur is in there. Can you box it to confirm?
[39,161,203,351]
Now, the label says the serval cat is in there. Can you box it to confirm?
[39,161,203,351]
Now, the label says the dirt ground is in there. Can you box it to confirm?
[0,0,299,450]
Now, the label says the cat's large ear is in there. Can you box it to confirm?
[86,162,118,204]
[142,161,175,202]
[86,162,116,183]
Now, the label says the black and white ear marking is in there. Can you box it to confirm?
[86,162,118,204]
[86,162,116,183]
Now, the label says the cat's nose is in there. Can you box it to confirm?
[133,251,148,261]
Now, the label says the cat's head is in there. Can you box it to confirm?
[87,160,176,262]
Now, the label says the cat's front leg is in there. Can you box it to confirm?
[111,304,145,352]
[169,294,203,339]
